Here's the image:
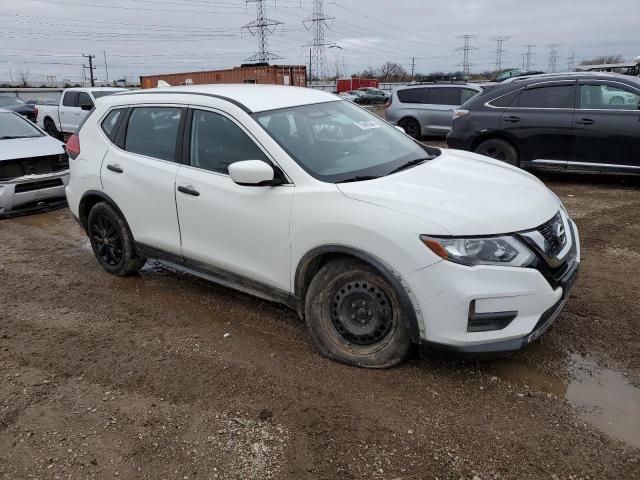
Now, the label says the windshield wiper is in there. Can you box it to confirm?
[336,175,380,184]
[386,157,431,176]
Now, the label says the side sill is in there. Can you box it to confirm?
[135,242,298,311]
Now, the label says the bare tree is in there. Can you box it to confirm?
[378,62,409,82]
[17,69,30,87]
[579,55,625,66]
[352,66,377,79]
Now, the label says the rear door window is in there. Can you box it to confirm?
[426,87,461,105]
[397,88,426,104]
[517,84,575,109]
[62,91,79,107]
[124,107,183,162]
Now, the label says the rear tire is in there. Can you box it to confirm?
[398,118,421,139]
[304,258,412,368]
[87,202,146,276]
[475,138,519,166]
[44,117,62,140]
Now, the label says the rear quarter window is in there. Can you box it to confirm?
[101,109,125,141]
[397,88,426,104]
[488,89,521,107]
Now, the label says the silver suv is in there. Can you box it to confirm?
[385,83,482,138]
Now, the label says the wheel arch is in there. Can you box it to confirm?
[78,190,133,237]
[470,130,520,154]
[294,245,423,343]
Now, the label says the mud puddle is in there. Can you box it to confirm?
[490,352,640,448]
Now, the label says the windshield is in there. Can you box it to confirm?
[92,90,125,99]
[0,112,43,139]
[0,96,25,107]
[254,101,437,183]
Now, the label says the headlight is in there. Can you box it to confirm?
[420,235,534,267]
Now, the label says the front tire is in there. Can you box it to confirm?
[304,258,412,368]
[87,202,146,276]
[475,138,519,166]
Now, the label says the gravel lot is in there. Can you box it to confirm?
[1,169,640,480]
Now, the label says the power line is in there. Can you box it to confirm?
[457,34,477,78]
[242,0,283,63]
[303,0,335,80]
[492,36,510,71]
[548,43,560,73]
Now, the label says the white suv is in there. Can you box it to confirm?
[65,85,580,368]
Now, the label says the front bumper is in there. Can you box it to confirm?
[0,170,69,216]
[405,219,580,354]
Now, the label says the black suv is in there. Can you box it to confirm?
[447,73,640,173]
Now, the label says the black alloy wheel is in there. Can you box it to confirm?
[331,281,393,346]
[90,213,123,267]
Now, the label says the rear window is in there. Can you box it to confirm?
[517,84,574,109]
[426,88,460,106]
[397,88,426,104]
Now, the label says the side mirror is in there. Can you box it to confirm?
[395,125,406,133]
[80,103,93,111]
[229,160,275,186]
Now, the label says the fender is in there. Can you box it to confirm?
[78,190,132,235]
[295,245,424,343]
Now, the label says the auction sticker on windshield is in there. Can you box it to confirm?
[353,120,381,130]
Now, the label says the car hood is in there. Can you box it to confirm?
[0,135,65,162]
[337,149,561,236]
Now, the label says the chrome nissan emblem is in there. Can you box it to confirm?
[554,218,566,246]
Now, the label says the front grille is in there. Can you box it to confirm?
[537,212,566,257]
[0,154,69,182]
[14,178,64,193]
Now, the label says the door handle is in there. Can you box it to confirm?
[177,185,200,197]
[503,116,521,123]
[576,118,595,126]
[106,164,123,174]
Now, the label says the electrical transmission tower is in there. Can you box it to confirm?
[457,34,477,79]
[523,44,536,71]
[492,36,510,72]
[303,0,335,80]
[242,0,283,64]
[548,44,560,73]
[567,51,576,71]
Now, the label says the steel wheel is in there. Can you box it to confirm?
[331,281,394,346]
[89,213,123,267]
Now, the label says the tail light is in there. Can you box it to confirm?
[452,109,469,120]
[385,96,393,108]
[33,106,39,121]
[66,133,81,159]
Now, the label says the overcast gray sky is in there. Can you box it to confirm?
[1,0,639,84]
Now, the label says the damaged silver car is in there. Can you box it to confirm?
[0,109,69,216]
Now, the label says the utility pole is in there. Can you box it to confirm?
[303,0,335,81]
[103,50,109,83]
[492,36,510,72]
[457,34,477,79]
[83,53,96,86]
[411,57,416,80]
[524,44,536,71]
[566,51,576,71]
[242,0,283,64]
[547,44,560,73]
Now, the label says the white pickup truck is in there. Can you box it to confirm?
[37,87,127,138]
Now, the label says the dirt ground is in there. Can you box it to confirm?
[1,169,640,480]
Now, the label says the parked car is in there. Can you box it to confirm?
[66,85,580,368]
[447,72,640,173]
[339,90,365,102]
[37,87,127,139]
[0,96,38,123]
[385,83,483,138]
[0,109,69,216]
[356,87,389,105]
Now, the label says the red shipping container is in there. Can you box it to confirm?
[336,78,379,93]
